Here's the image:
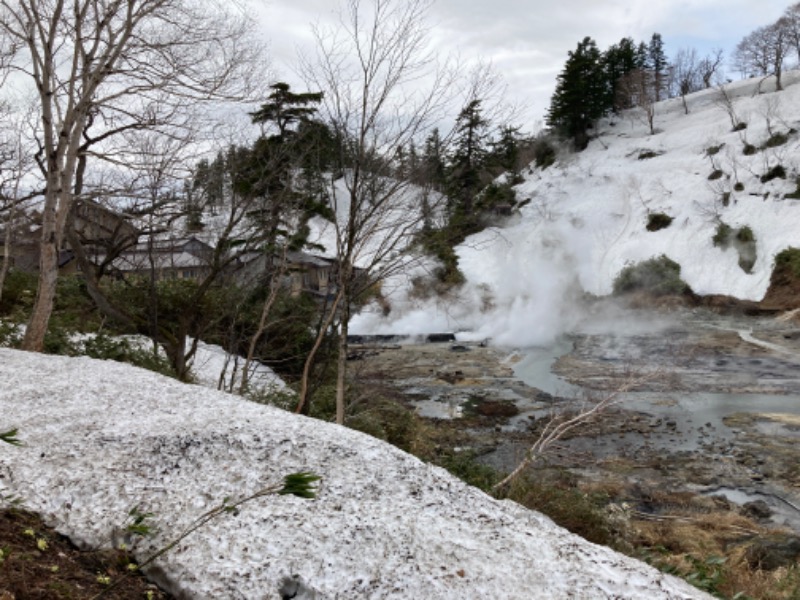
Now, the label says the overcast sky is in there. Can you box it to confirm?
[256,0,792,130]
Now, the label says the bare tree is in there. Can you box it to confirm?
[783,2,800,65]
[733,20,790,92]
[698,48,724,89]
[0,0,263,352]
[616,68,657,135]
[670,47,702,114]
[0,98,38,304]
[714,83,744,131]
[296,0,456,423]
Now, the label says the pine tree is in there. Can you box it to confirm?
[488,125,522,172]
[547,37,606,149]
[249,82,324,137]
[602,37,644,111]
[421,128,446,190]
[647,33,668,101]
[447,99,489,219]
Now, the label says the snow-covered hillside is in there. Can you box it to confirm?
[353,72,800,346]
[0,348,709,598]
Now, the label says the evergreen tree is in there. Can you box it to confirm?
[421,128,446,190]
[447,99,489,218]
[602,37,644,111]
[249,82,324,137]
[546,37,606,149]
[647,33,668,101]
[488,125,522,172]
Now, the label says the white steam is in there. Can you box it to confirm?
[350,214,592,347]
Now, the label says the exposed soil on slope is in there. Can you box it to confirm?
[0,509,170,600]
[760,261,800,313]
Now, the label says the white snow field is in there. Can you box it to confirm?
[0,348,710,598]
[352,72,800,346]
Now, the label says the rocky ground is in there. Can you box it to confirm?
[352,304,800,593]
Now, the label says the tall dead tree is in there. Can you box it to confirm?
[0,0,263,351]
[297,0,455,423]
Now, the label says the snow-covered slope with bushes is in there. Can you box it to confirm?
[0,348,708,598]
[353,72,800,346]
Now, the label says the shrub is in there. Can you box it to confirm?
[646,213,673,232]
[733,182,745,192]
[507,471,614,546]
[784,177,800,200]
[732,122,747,132]
[478,182,517,213]
[347,398,425,454]
[712,223,733,248]
[764,132,789,148]
[437,451,499,492]
[761,164,786,183]
[0,320,22,348]
[742,143,757,156]
[0,270,37,316]
[638,150,661,160]
[775,247,800,278]
[736,226,754,243]
[82,333,176,378]
[721,192,731,207]
[708,169,724,181]
[715,223,757,273]
[705,144,724,156]
[529,137,557,170]
[613,255,691,296]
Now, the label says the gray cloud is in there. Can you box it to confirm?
[260,0,790,128]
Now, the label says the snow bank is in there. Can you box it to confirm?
[0,348,709,598]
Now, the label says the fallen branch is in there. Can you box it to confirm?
[492,371,660,492]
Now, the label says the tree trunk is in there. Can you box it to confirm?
[335,303,350,425]
[0,207,13,305]
[295,288,342,415]
[22,202,60,351]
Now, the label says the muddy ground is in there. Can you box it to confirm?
[351,306,800,541]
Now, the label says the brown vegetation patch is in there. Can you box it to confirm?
[0,509,169,599]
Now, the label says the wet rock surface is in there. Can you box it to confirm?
[356,307,800,534]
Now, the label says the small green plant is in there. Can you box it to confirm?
[761,164,786,183]
[0,428,21,446]
[123,506,156,539]
[684,555,728,594]
[646,213,673,232]
[613,255,691,296]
